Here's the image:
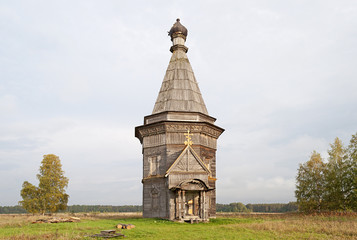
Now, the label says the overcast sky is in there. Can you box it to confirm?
[1,0,356,206]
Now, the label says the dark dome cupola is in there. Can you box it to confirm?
[168,18,188,41]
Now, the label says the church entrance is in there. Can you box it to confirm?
[185,191,200,216]
[175,189,204,220]
[174,179,209,221]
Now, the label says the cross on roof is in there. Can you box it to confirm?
[184,129,193,146]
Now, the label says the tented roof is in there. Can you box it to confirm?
[152,47,208,115]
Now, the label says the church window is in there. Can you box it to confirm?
[149,156,160,176]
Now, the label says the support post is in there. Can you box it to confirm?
[200,191,203,218]
[175,191,178,219]
[202,191,206,220]
[178,190,182,219]
[182,190,186,219]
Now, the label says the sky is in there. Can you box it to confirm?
[1,0,357,206]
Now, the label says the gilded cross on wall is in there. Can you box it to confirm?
[184,129,193,146]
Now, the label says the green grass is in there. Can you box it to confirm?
[0,213,356,239]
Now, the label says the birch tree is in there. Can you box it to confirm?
[19,154,69,215]
[295,151,325,212]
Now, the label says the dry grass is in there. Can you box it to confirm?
[238,219,356,239]
[0,212,142,226]
[218,212,357,240]
[0,214,37,228]
[0,212,356,239]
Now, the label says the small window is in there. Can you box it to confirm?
[149,156,160,176]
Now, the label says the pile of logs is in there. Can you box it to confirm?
[32,217,81,224]
[116,223,135,229]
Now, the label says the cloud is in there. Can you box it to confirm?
[1,0,357,206]
[0,116,142,205]
[0,95,18,115]
[247,177,294,190]
[216,132,330,203]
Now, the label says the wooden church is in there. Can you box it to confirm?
[135,19,224,222]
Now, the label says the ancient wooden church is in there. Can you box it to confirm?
[135,19,224,222]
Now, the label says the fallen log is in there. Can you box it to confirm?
[116,223,135,229]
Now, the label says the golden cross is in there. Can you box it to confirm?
[184,129,193,146]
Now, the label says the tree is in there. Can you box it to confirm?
[229,202,251,212]
[19,181,40,214]
[295,151,325,212]
[346,133,357,210]
[324,137,351,210]
[296,134,357,212]
[19,154,69,215]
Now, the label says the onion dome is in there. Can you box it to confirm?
[168,18,188,41]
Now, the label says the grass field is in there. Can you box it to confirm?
[0,212,356,239]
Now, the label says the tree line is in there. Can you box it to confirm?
[0,206,27,214]
[2,203,299,214]
[0,205,143,214]
[295,133,357,212]
[216,202,298,213]
[245,202,298,212]
[64,205,143,213]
